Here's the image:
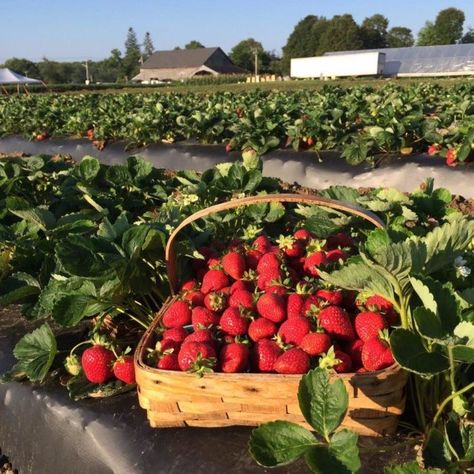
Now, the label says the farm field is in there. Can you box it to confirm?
[1,81,473,166]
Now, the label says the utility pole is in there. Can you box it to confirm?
[83,60,90,84]
[254,49,258,77]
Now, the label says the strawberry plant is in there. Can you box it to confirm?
[0,82,473,165]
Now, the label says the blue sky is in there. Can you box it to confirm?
[0,0,473,62]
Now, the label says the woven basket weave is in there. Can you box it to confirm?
[134,194,407,436]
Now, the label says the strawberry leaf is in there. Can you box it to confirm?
[304,429,360,474]
[12,323,57,382]
[390,329,449,376]
[384,462,439,473]
[249,420,317,467]
[298,368,348,439]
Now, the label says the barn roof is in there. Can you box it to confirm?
[142,47,221,69]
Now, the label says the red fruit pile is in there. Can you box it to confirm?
[155,230,396,375]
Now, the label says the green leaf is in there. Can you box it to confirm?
[127,156,153,181]
[0,273,41,305]
[413,308,445,340]
[453,321,474,347]
[10,207,56,231]
[265,201,285,223]
[78,156,100,181]
[12,323,57,382]
[319,186,360,203]
[423,428,452,469]
[298,368,348,438]
[305,214,340,239]
[320,262,395,304]
[66,374,135,400]
[304,431,360,474]
[105,165,132,186]
[423,217,474,275]
[52,294,100,327]
[377,188,411,204]
[341,136,370,165]
[384,461,439,473]
[249,420,316,467]
[461,423,474,461]
[365,228,391,257]
[390,329,449,376]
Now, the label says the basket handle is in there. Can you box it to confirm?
[165,193,385,294]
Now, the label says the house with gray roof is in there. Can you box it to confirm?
[132,47,247,82]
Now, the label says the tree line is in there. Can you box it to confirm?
[1,7,473,83]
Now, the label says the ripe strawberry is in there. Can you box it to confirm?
[303,251,327,277]
[257,269,281,291]
[222,251,246,280]
[220,286,232,296]
[157,352,180,370]
[316,288,343,306]
[327,232,353,249]
[229,289,255,310]
[253,235,271,253]
[204,292,227,312]
[334,350,353,373]
[178,342,216,372]
[277,235,304,258]
[345,339,364,369]
[156,338,181,353]
[361,337,394,372]
[201,269,229,294]
[427,144,439,156]
[181,280,198,291]
[162,327,188,343]
[257,293,286,323]
[300,332,331,356]
[266,284,287,296]
[220,343,250,373]
[183,289,205,307]
[183,328,216,348]
[113,355,135,384]
[294,229,312,242]
[355,311,388,342]
[191,306,220,329]
[278,317,311,345]
[256,252,281,274]
[220,307,249,336]
[246,249,263,270]
[230,279,253,293]
[318,306,355,341]
[207,257,221,269]
[225,143,233,153]
[365,295,398,326]
[252,339,282,372]
[326,249,349,263]
[248,318,278,342]
[303,294,321,316]
[162,300,192,328]
[81,346,115,384]
[287,293,305,319]
[274,348,310,374]
[446,148,457,167]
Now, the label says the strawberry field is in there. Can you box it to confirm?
[0,152,473,472]
[1,82,473,166]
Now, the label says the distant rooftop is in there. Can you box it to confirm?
[142,47,221,69]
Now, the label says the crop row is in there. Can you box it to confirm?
[1,83,473,165]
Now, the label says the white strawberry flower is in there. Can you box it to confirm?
[454,256,471,278]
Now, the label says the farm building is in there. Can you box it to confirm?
[325,43,474,77]
[132,47,247,82]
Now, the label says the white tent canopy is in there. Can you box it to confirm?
[0,68,42,85]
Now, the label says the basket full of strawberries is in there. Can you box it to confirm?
[134,194,407,436]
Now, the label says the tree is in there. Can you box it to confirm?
[317,14,364,55]
[417,21,439,46]
[387,27,414,48]
[434,7,465,44]
[281,15,329,73]
[230,38,271,73]
[3,58,41,79]
[461,28,474,44]
[123,27,141,80]
[185,40,205,49]
[143,32,155,60]
[360,14,389,48]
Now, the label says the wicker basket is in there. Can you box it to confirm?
[134,194,408,436]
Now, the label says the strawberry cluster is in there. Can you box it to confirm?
[66,339,136,385]
[153,229,397,376]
